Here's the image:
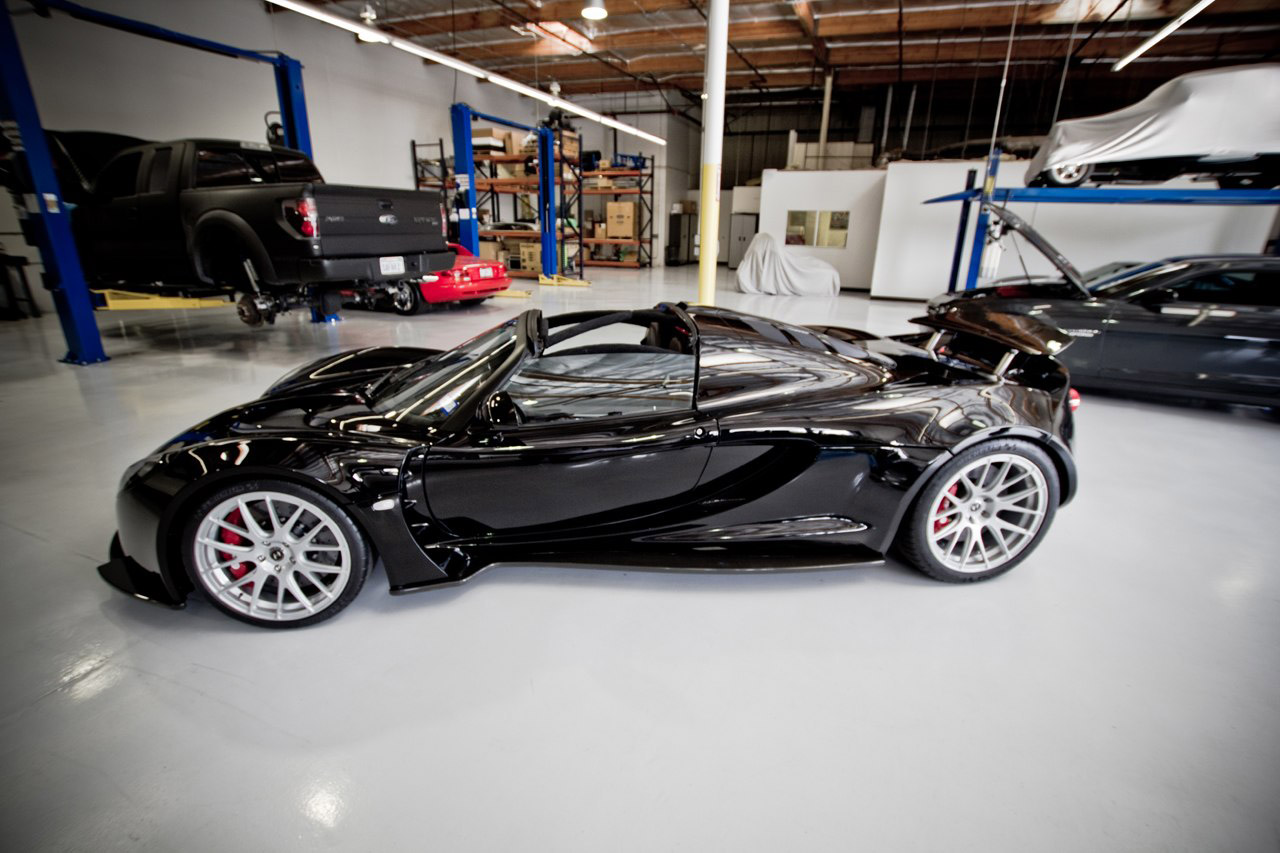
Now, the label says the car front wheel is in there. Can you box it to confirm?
[183,480,370,628]
[1039,163,1093,188]
[896,439,1059,583]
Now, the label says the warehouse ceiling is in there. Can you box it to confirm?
[316,0,1279,102]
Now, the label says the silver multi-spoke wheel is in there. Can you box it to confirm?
[925,453,1049,574]
[193,490,352,623]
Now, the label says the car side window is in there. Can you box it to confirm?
[144,147,171,194]
[94,152,142,200]
[503,351,695,423]
[195,149,262,187]
[1167,271,1277,307]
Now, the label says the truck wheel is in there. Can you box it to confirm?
[388,280,425,316]
[236,294,264,327]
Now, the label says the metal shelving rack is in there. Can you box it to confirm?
[411,138,448,193]
[582,155,654,269]
[556,127,584,277]
[449,103,588,281]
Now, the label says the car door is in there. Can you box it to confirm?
[1100,266,1280,399]
[421,348,717,542]
[132,145,189,282]
[80,150,143,282]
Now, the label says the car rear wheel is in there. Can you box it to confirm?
[896,439,1059,583]
[183,480,370,628]
[388,280,425,315]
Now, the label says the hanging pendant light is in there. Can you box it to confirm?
[581,0,608,21]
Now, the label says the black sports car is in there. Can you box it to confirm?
[100,303,1078,628]
[929,206,1280,407]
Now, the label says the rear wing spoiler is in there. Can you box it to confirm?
[910,307,1074,376]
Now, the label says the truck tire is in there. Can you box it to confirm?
[388,280,425,316]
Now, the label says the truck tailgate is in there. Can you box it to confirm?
[312,185,445,257]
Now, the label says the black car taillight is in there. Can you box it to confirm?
[283,197,319,238]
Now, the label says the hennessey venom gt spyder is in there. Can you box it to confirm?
[99,302,1079,628]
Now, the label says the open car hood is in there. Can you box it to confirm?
[985,205,1089,297]
[913,305,1074,357]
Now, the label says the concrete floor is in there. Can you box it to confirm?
[1,266,1278,852]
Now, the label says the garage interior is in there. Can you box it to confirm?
[1,1,1278,851]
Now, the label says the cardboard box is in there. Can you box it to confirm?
[519,242,541,271]
[504,131,520,155]
[607,201,636,239]
[472,127,505,151]
[476,241,502,261]
[561,130,579,160]
[593,222,608,240]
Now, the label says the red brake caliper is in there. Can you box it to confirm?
[218,508,253,583]
[934,484,959,534]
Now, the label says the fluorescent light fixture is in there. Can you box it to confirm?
[390,38,488,78]
[267,0,388,42]
[265,0,664,146]
[581,0,608,21]
[1112,0,1217,71]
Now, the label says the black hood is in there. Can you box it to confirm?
[265,346,440,397]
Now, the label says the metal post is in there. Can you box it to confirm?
[879,85,893,156]
[0,8,107,364]
[816,72,833,167]
[537,126,557,278]
[946,168,978,293]
[901,83,917,151]
[272,57,312,157]
[450,103,479,254]
[697,0,730,305]
[962,146,1003,291]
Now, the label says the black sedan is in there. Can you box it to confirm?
[100,303,1078,628]
[930,206,1280,407]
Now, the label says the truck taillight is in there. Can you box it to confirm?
[297,198,318,237]
[284,197,318,238]
[439,203,447,237]
[1068,388,1081,412]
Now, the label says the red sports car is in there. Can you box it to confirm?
[345,243,512,315]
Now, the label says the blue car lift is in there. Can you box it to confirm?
[931,149,1280,293]
[450,103,558,278]
[0,0,313,364]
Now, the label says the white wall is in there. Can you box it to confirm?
[13,0,540,190]
[758,169,886,291]
[870,159,1279,300]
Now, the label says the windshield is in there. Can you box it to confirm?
[1090,262,1190,296]
[372,320,519,428]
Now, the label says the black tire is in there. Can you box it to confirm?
[387,280,425,315]
[895,439,1060,583]
[181,479,371,628]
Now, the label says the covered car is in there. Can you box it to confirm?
[1026,64,1280,188]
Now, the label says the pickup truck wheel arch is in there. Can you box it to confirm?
[191,214,278,287]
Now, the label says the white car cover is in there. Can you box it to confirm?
[735,232,841,296]
[1025,64,1280,184]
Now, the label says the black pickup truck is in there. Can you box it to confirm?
[71,138,453,323]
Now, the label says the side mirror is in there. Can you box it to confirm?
[1134,287,1178,309]
[481,391,523,427]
